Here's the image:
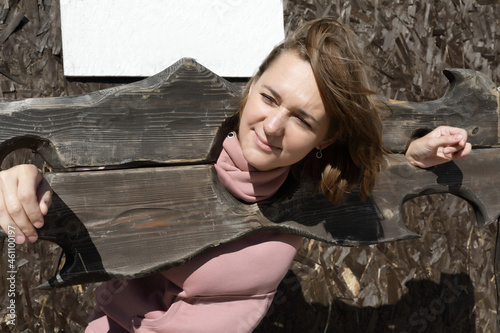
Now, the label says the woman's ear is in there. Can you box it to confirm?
[317,137,335,150]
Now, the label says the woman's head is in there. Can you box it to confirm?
[238,51,335,172]
[238,18,385,203]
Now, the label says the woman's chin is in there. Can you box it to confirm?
[248,160,274,171]
[246,158,276,172]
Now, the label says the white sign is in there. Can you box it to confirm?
[60,0,284,77]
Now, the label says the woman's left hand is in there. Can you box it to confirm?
[405,126,472,168]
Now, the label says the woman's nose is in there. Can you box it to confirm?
[263,108,287,136]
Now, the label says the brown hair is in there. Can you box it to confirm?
[240,18,385,204]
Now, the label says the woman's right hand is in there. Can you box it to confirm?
[0,165,52,244]
[405,126,471,169]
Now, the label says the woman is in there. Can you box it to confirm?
[0,18,470,332]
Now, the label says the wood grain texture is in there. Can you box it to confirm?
[381,69,499,150]
[0,58,241,169]
[6,149,496,289]
[0,61,497,173]
[0,59,499,289]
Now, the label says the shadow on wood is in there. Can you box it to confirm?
[36,192,110,289]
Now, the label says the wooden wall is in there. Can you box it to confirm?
[0,0,499,331]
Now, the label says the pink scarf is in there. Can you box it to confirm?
[214,132,290,203]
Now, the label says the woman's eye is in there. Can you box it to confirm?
[296,116,312,128]
[260,93,275,105]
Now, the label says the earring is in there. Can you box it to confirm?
[316,147,323,159]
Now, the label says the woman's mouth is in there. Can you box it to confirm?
[254,131,279,152]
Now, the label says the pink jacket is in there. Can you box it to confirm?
[86,233,302,332]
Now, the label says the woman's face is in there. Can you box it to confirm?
[238,51,334,171]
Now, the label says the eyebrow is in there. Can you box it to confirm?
[262,85,319,124]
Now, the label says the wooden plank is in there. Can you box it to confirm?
[0,149,495,288]
[380,69,499,150]
[0,61,498,172]
[0,58,242,169]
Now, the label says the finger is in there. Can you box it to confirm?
[442,127,469,146]
[450,132,467,148]
[447,126,468,137]
[17,167,46,232]
[1,172,40,243]
[457,133,468,147]
[36,178,53,217]
[435,126,467,136]
[0,188,26,244]
[425,134,463,152]
[4,193,38,242]
[453,142,472,159]
[443,145,463,155]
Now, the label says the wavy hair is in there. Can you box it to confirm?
[239,18,386,204]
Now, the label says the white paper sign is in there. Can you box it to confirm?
[60,0,284,77]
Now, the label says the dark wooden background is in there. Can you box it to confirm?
[0,0,499,332]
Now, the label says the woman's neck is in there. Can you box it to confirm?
[214,132,290,203]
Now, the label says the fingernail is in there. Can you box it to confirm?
[34,221,44,229]
[15,235,25,244]
[454,134,463,140]
[28,235,38,243]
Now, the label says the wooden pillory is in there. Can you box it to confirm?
[0,59,499,299]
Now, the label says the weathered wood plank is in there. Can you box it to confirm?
[381,69,499,150]
[2,149,494,289]
[0,58,241,169]
[0,60,498,173]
